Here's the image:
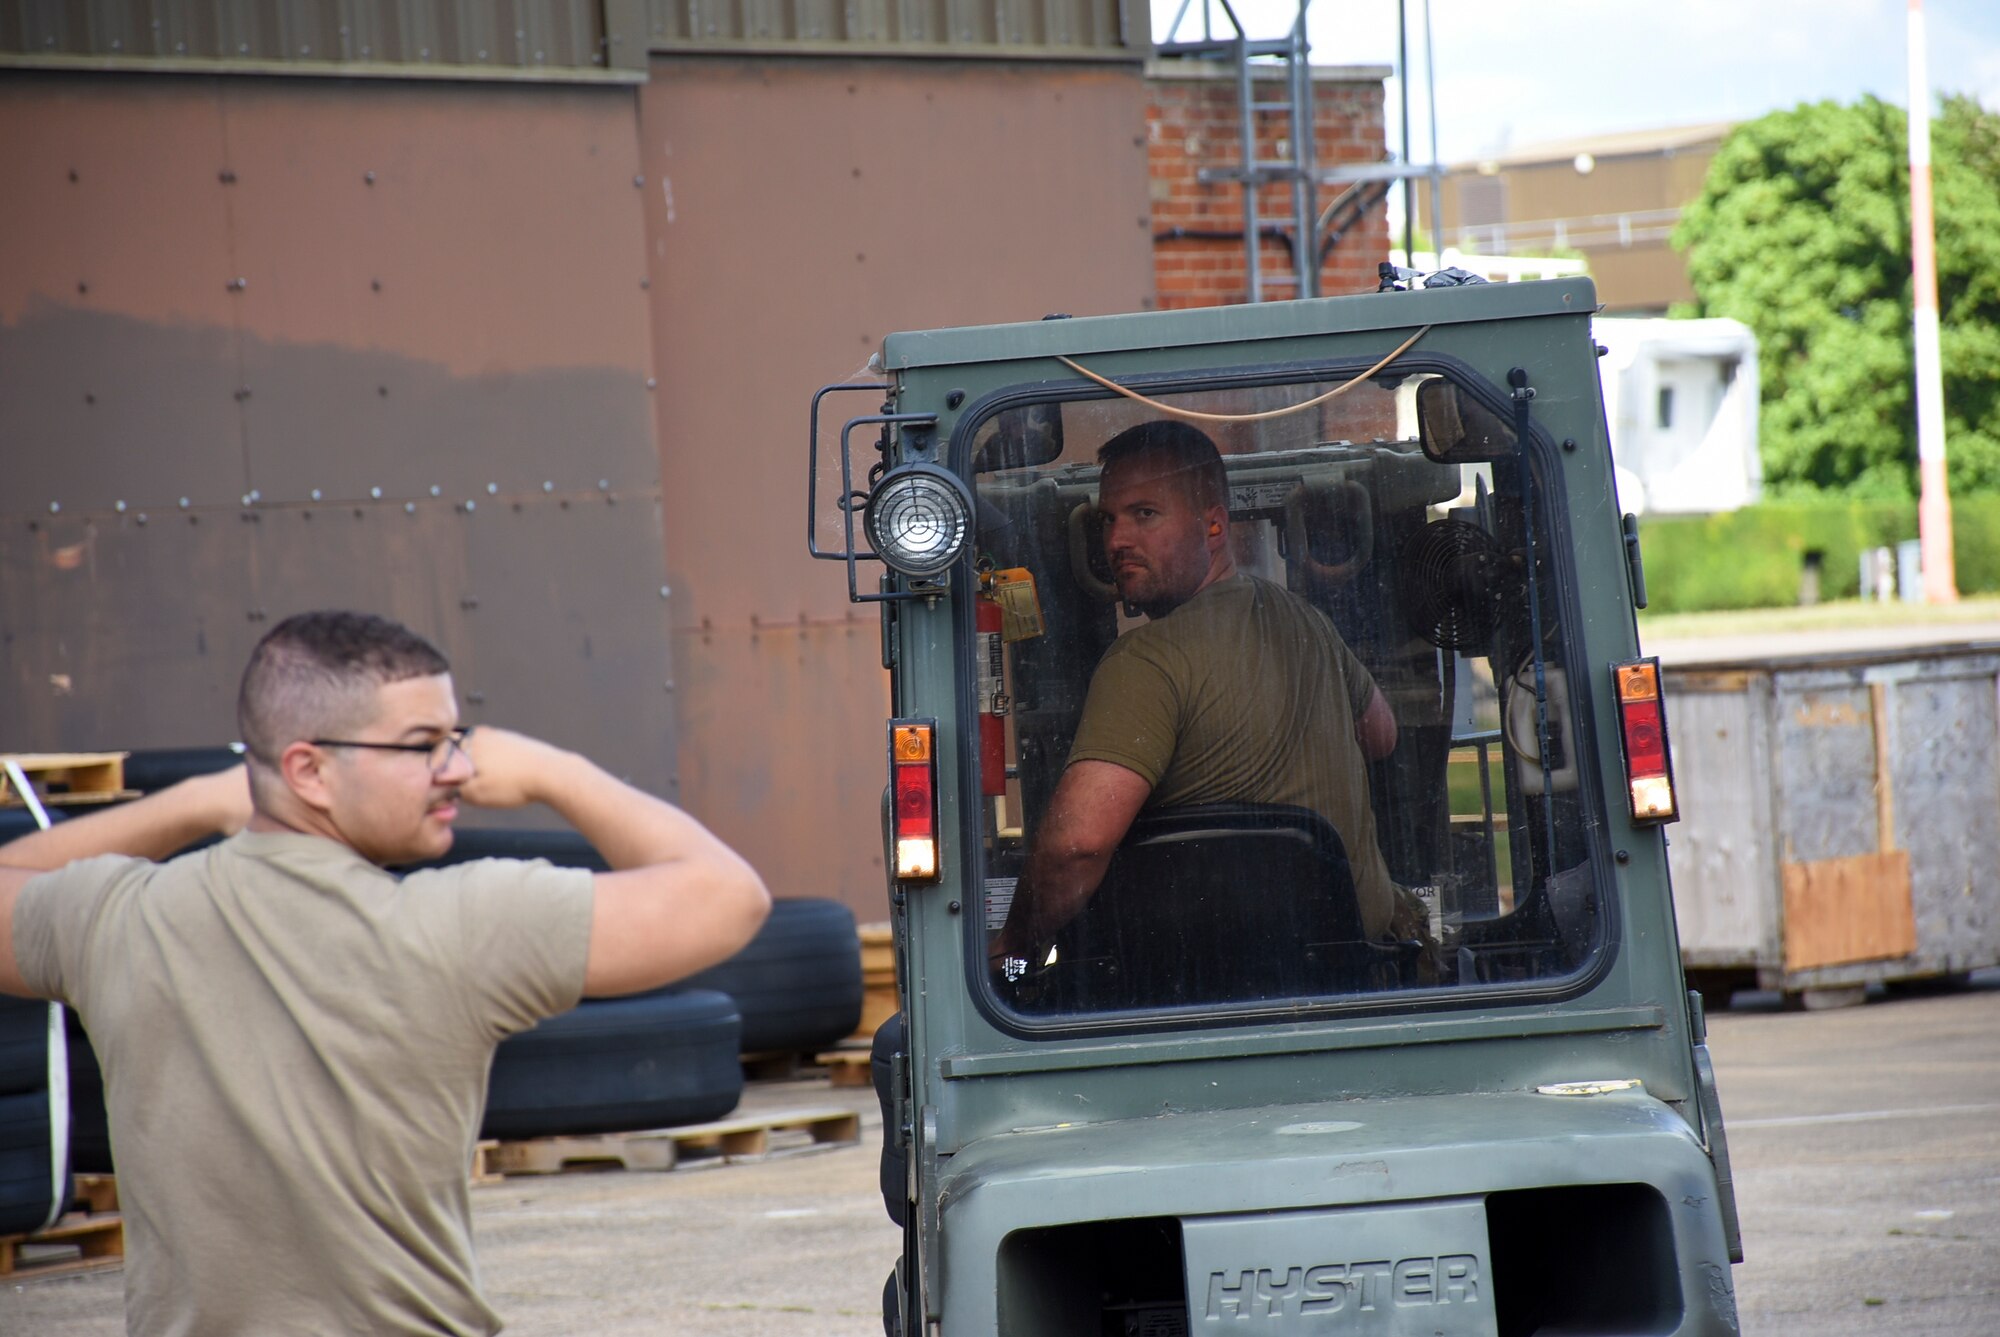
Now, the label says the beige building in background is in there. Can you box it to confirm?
[1419,121,1732,314]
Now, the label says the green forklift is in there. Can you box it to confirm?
[810,273,1741,1336]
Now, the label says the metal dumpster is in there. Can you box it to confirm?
[1662,641,2000,1004]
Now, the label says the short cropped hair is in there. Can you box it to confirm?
[1097,420,1229,512]
[237,611,450,765]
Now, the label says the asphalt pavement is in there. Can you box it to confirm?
[7,976,1998,1334]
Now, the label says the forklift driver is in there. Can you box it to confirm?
[988,420,1407,975]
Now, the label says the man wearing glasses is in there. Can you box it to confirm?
[0,610,770,1335]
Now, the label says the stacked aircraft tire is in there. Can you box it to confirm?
[0,997,68,1236]
[482,990,745,1139]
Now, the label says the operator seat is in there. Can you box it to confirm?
[1042,803,1407,1011]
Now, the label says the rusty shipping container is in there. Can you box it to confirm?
[1664,642,2000,1005]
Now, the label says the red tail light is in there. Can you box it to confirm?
[1613,658,1678,824]
[889,720,940,879]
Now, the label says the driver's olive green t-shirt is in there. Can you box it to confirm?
[1066,574,1396,936]
[13,831,594,1337]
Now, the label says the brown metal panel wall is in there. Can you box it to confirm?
[0,0,643,77]
[0,72,675,807]
[642,0,1134,56]
[639,55,1154,917]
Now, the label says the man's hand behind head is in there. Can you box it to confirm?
[456,728,570,810]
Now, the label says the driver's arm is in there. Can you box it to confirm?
[988,759,1150,966]
[1355,682,1398,761]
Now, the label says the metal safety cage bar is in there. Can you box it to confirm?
[805,382,949,603]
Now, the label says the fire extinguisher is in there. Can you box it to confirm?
[976,592,1008,797]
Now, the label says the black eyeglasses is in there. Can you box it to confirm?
[309,727,472,775]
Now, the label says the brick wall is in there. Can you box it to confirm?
[1146,64,1390,309]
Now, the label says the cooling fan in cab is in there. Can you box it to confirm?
[1398,519,1518,651]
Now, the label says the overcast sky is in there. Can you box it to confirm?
[1152,0,2000,164]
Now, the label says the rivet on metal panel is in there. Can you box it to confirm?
[77,281,88,295]
[365,171,376,185]
[228,277,247,292]
[404,503,416,515]
[946,390,965,409]
[48,502,59,514]
[486,483,498,495]
[68,169,77,182]
[542,481,554,493]
[1562,438,1577,452]
[645,378,657,390]
[664,681,675,692]
[598,479,610,490]
[461,597,479,610]
[234,387,251,402]
[477,49,488,59]
[218,169,236,184]
[467,691,486,704]
[179,497,190,509]
[659,586,671,599]
[420,46,431,58]
[311,489,323,501]
[370,486,382,499]
[371,279,381,292]
[1615,849,1631,864]
[378,386,388,397]
[633,175,645,188]
[115,501,126,513]
[84,393,95,405]
[429,485,441,497]
[136,514,147,526]
[639,277,649,289]
[462,500,476,513]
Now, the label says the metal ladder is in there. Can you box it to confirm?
[1157,0,1320,302]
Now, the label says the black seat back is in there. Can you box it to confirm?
[1047,803,1370,1010]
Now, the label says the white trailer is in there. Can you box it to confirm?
[1595,316,1760,515]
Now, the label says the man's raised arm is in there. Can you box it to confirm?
[459,729,770,996]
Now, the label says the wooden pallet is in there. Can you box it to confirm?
[814,1047,873,1089]
[0,1177,125,1281]
[0,752,137,808]
[483,1107,862,1177]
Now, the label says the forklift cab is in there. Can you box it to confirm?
[810,277,1740,1336]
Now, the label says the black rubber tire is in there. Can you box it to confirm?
[669,898,863,1054]
[0,807,67,842]
[0,1089,61,1237]
[119,747,242,794]
[65,1010,112,1175]
[0,998,55,1097]
[483,989,744,1140]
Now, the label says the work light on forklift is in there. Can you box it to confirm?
[865,464,973,579]
[890,720,941,880]
[1612,658,1679,824]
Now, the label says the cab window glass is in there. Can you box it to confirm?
[970,368,1602,1020]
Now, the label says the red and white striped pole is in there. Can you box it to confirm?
[1908,0,1957,602]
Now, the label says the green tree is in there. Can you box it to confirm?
[1674,95,2000,496]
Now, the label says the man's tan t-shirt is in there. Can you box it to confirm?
[13,830,595,1337]
[1067,574,1397,936]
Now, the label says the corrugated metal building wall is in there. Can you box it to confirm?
[0,0,1160,920]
